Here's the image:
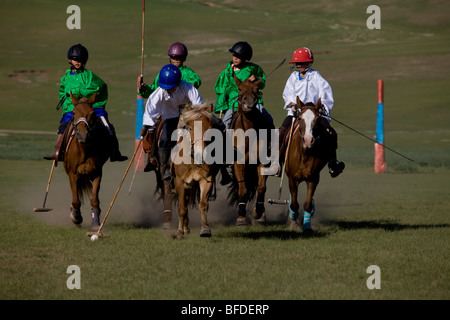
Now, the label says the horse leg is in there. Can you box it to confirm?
[175,182,188,239]
[68,173,83,225]
[288,176,301,231]
[90,175,102,231]
[303,180,318,233]
[234,163,248,226]
[162,179,172,229]
[253,166,267,224]
[199,179,212,237]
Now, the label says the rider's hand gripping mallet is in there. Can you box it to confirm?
[87,138,143,238]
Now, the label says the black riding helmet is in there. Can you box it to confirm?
[229,41,253,61]
[67,44,89,64]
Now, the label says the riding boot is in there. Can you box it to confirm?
[219,165,233,185]
[321,121,345,178]
[328,159,345,178]
[43,134,63,160]
[109,133,128,162]
[159,148,172,180]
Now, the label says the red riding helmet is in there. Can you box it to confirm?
[289,47,314,65]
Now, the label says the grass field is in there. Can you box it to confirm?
[0,0,449,302]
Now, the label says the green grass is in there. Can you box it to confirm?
[0,0,449,301]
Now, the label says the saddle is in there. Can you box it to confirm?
[142,116,163,172]
[53,120,75,167]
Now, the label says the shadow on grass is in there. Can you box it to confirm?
[216,222,328,240]
[321,219,450,232]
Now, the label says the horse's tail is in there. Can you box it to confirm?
[77,176,92,204]
[227,165,259,206]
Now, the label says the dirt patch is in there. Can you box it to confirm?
[8,70,48,84]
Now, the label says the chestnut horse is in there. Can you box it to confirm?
[172,103,219,238]
[285,96,329,233]
[63,92,110,230]
[228,75,269,226]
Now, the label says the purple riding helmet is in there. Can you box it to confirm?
[168,42,188,61]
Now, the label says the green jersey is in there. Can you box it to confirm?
[140,65,201,98]
[59,68,107,115]
[214,61,266,112]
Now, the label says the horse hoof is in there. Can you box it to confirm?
[176,231,184,239]
[252,212,266,225]
[162,222,172,230]
[236,216,248,226]
[70,206,83,225]
[289,219,301,232]
[303,228,313,236]
[184,227,190,234]
[200,227,212,237]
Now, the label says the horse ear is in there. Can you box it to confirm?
[89,91,98,105]
[296,96,305,109]
[180,103,193,115]
[253,77,262,87]
[207,103,214,113]
[233,72,242,87]
[315,98,322,110]
[70,91,78,106]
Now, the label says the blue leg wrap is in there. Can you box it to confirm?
[289,195,299,220]
[303,211,312,230]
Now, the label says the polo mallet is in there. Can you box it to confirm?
[127,145,144,195]
[87,138,143,238]
[139,0,145,87]
[34,159,56,212]
[265,58,286,78]
[268,109,296,205]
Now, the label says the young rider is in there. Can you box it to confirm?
[44,44,127,162]
[140,64,204,180]
[138,42,201,97]
[214,41,274,130]
[279,47,345,178]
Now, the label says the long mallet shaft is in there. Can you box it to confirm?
[87,138,143,237]
[277,117,295,200]
[34,159,56,212]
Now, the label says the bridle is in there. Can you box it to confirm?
[72,101,97,135]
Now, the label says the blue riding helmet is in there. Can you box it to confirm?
[158,64,182,90]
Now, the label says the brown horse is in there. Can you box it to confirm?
[285,96,329,233]
[63,92,110,230]
[172,103,219,238]
[227,74,269,226]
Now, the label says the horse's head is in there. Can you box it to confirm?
[178,103,215,164]
[71,91,98,144]
[297,96,322,149]
[234,73,262,113]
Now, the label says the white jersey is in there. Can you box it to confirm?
[143,81,203,127]
[282,68,334,121]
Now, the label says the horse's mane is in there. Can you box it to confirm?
[179,103,215,126]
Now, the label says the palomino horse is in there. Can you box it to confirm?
[63,92,110,230]
[285,96,329,233]
[228,74,269,226]
[172,103,219,238]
